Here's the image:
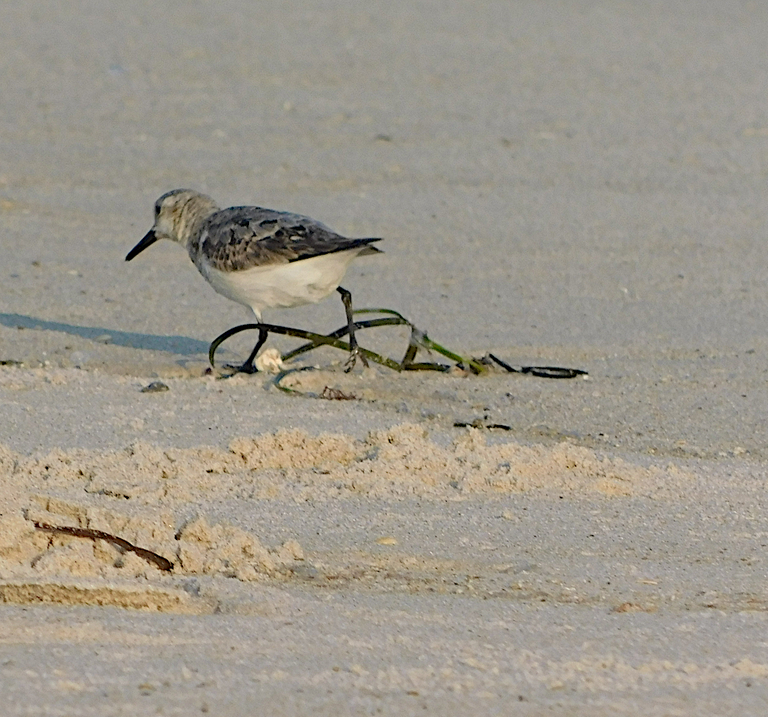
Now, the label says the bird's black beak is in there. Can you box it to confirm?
[125,229,159,261]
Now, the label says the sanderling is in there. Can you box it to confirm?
[126,189,382,371]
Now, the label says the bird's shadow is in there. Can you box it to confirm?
[0,313,209,356]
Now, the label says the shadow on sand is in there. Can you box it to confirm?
[0,313,209,356]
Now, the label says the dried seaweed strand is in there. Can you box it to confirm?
[33,522,173,572]
[208,308,587,378]
[208,322,404,371]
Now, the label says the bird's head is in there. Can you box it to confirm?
[126,189,219,261]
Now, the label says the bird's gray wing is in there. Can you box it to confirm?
[198,206,381,272]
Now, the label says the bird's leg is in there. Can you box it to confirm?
[337,286,368,371]
[237,326,269,374]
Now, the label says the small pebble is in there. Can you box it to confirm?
[141,381,169,393]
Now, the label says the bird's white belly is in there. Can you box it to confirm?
[201,249,362,318]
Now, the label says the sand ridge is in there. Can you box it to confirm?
[0,423,691,610]
[2,423,688,509]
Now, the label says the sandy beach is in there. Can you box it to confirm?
[2,1,768,714]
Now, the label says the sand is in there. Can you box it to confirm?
[2,1,768,714]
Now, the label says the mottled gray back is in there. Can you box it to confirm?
[196,206,382,272]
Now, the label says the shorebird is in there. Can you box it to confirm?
[126,189,382,372]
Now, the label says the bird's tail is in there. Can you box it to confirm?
[353,237,383,256]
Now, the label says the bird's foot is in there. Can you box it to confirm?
[224,361,258,375]
[344,346,369,373]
